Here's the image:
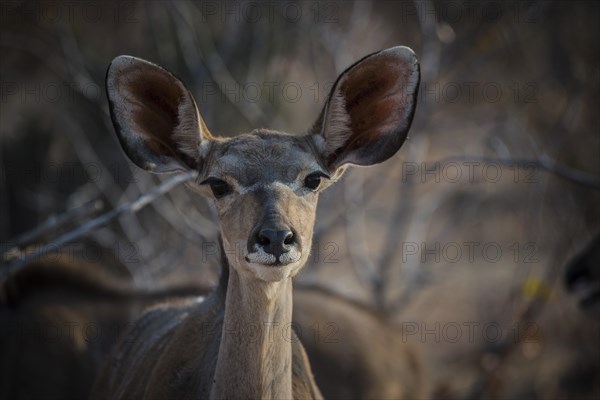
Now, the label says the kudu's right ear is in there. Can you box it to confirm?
[106,55,211,173]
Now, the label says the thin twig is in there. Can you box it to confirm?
[343,168,378,292]
[414,0,441,86]
[431,155,600,188]
[378,135,431,313]
[169,0,268,127]
[4,200,104,251]
[1,171,198,283]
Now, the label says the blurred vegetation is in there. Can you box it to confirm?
[1,1,599,399]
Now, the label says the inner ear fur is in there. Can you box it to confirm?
[106,55,211,173]
[312,46,420,171]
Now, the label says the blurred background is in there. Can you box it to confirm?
[1,1,599,399]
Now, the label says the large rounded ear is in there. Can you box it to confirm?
[106,55,212,173]
[311,46,420,172]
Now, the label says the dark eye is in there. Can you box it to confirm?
[304,172,328,191]
[201,178,232,198]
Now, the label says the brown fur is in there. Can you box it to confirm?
[97,47,420,399]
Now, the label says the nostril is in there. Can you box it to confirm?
[283,231,295,245]
[255,229,296,258]
[258,233,270,246]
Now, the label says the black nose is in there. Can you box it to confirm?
[255,228,296,260]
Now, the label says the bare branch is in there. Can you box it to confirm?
[169,0,268,127]
[1,171,198,283]
[4,200,104,251]
[432,155,600,188]
[343,169,378,293]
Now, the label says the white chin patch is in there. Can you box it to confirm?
[246,263,296,282]
[244,246,302,282]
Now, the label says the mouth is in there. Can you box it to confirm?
[245,248,302,267]
[243,250,303,282]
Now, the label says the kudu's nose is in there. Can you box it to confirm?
[254,228,296,260]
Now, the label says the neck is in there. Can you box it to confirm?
[210,266,294,399]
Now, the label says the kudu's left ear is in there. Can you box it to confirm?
[311,46,420,172]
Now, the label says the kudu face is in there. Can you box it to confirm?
[198,132,325,281]
[105,47,420,282]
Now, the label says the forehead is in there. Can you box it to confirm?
[206,130,321,186]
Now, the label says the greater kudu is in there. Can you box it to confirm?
[92,46,420,399]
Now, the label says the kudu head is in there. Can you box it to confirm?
[106,47,420,283]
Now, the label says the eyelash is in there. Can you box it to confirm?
[201,178,232,198]
[304,172,330,191]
